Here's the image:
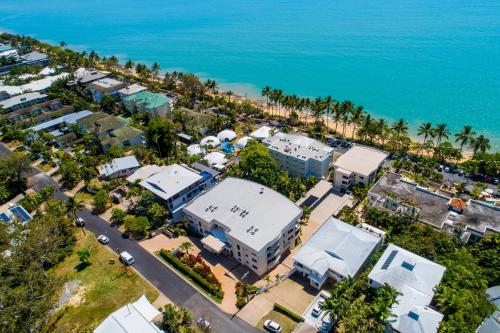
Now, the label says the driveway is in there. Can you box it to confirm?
[14,167,259,333]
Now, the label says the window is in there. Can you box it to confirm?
[252,265,257,270]
[252,258,257,263]
[238,252,241,257]
[237,244,240,250]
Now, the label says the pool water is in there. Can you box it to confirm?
[221,142,235,155]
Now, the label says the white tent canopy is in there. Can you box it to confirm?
[250,125,277,140]
[236,136,252,148]
[200,136,220,148]
[217,129,237,142]
[204,152,228,166]
[187,144,205,156]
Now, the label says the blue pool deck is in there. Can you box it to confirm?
[221,142,235,155]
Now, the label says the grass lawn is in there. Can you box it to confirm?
[39,163,53,173]
[74,192,94,205]
[45,232,159,333]
[257,309,300,333]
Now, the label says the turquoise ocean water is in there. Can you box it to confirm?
[1,0,499,149]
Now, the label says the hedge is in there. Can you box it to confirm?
[159,249,224,300]
[274,303,304,322]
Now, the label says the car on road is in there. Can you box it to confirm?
[119,251,135,265]
[444,166,450,173]
[97,235,109,244]
[264,319,282,333]
[197,317,211,330]
[75,217,85,227]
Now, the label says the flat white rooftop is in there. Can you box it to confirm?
[98,156,140,177]
[140,164,202,201]
[91,78,124,89]
[118,83,147,96]
[294,217,382,278]
[264,132,333,161]
[0,73,69,96]
[183,177,302,251]
[127,165,166,183]
[0,91,47,110]
[334,145,388,176]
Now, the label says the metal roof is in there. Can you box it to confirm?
[98,156,140,177]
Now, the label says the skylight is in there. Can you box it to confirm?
[408,311,420,321]
[401,261,415,271]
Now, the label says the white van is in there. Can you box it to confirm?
[119,251,135,265]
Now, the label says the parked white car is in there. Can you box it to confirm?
[264,319,282,333]
[97,235,109,244]
[119,251,135,265]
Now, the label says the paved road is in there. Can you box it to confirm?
[1,143,260,333]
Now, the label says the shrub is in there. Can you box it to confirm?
[159,249,224,300]
[274,303,304,322]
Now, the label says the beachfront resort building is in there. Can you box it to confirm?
[332,145,388,192]
[183,177,302,276]
[294,217,385,289]
[129,163,218,221]
[123,91,173,118]
[75,68,110,86]
[263,132,333,179]
[368,172,500,243]
[87,77,127,101]
[94,295,163,333]
[368,244,446,333]
[98,156,140,179]
[0,44,49,73]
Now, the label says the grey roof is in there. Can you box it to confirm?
[140,164,202,201]
[369,173,451,226]
[294,217,382,278]
[183,177,302,252]
[445,200,500,234]
[334,145,388,176]
[98,156,140,177]
[263,132,333,161]
[0,92,47,110]
[28,110,92,132]
[118,83,147,96]
[20,51,48,63]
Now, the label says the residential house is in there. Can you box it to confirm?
[27,110,93,135]
[294,217,385,289]
[0,92,48,112]
[123,91,172,118]
[130,163,217,221]
[0,73,69,96]
[88,78,127,101]
[183,177,302,276]
[263,132,333,178]
[98,156,140,179]
[332,145,388,192]
[118,83,147,99]
[368,244,446,333]
[94,295,164,333]
[74,67,110,86]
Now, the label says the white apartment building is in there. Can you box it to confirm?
[368,244,446,333]
[333,145,388,191]
[182,177,302,276]
[263,133,333,179]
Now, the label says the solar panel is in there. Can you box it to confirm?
[381,250,398,269]
[408,311,420,321]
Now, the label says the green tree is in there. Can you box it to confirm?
[77,247,91,264]
[93,189,109,214]
[454,125,475,154]
[160,304,193,333]
[179,241,193,254]
[434,123,450,146]
[58,155,81,188]
[124,216,150,238]
[110,208,127,225]
[65,196,84,221]
[470,135,491,155]
[145,117,177,159]
[148,202,168,223]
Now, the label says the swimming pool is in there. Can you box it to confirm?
[221,142,235,155]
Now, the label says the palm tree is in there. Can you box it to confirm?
[470,135,490,155]
[392,119,409,151]
[226,90,233,102]
[434,123,450,145]
[66,197,84,221]
[417,122,434,143]
[125,59,134,71]
[332,101,342,134]
[151,62,161,79]
[261,86,271,108]
[321,277,355,321]
[350,106,364,139]
[323,96,333,131]
[179,241,193,254]
[59,41,67,48]
[455,125,475,154]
